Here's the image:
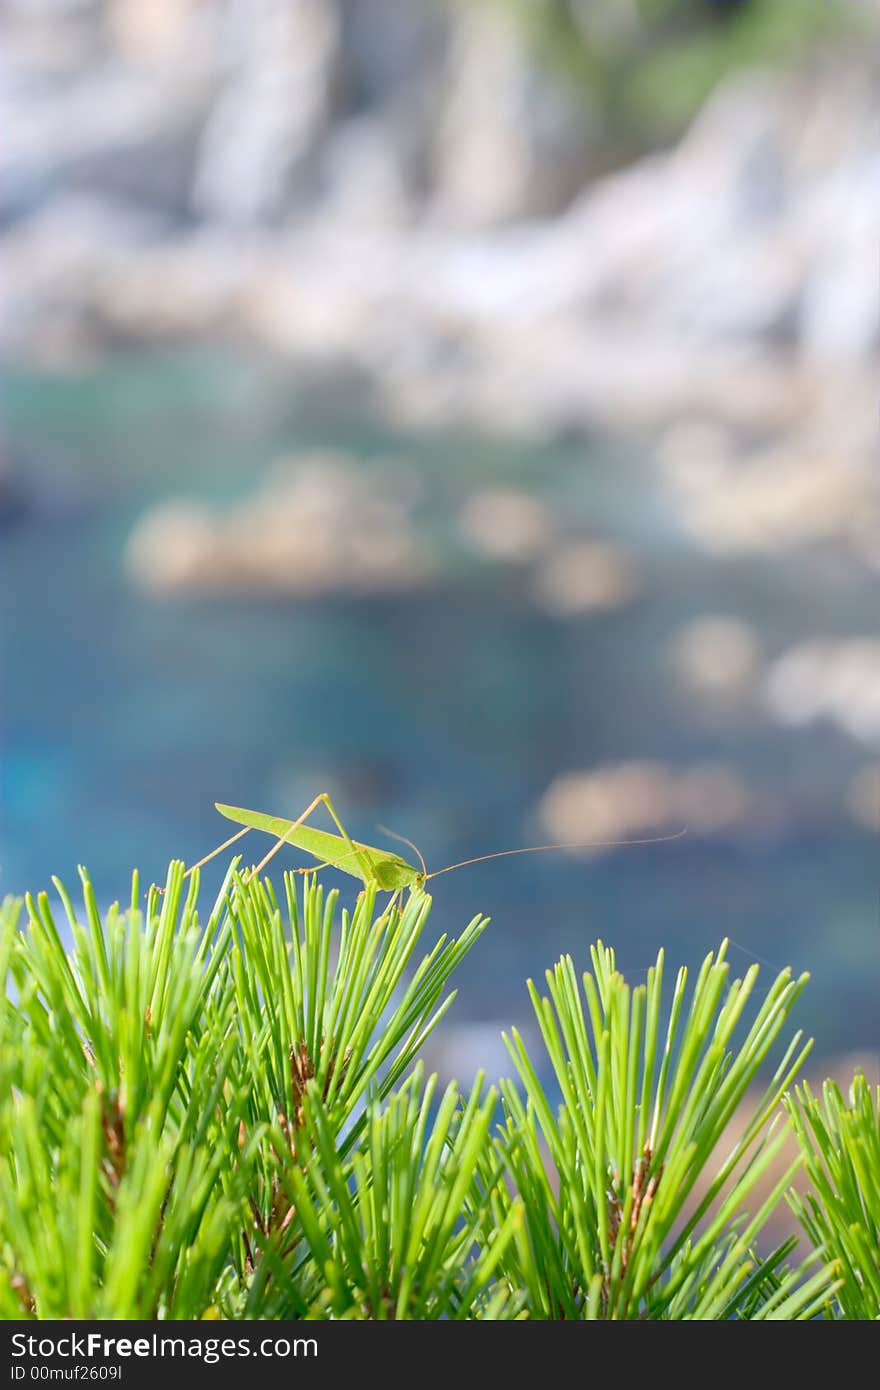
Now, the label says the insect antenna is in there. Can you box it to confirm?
[377,823,427,878]
[425,827,688,880]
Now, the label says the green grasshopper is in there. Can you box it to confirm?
[185,794,685,893]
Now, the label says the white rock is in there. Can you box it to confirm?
[193,0,341,224]
[3,53,211,216]
[458,489,555,563]
[672,616,762,699]
[665,442,877,556]
[765,640,880,744]
[3,7,879,469]
[538,760,751,848]
[800,226,880,364]
[674,764,751,834]
[124,501,218,596]
[319,116,413,227]
[125,451,432,598]
[106,0,204,64]
[540,764,675,847]
[530,542,639,617]
[431,2,593,227]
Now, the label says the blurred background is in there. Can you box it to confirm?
[2,0,878,1086]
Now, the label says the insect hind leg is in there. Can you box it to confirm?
[242,793,328,883]
[184,825,250,880]
[242,792,373,886]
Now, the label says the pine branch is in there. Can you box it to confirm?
[0,867,860,1320]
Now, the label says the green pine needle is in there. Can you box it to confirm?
[786,1073,880,1319]
[0,866,862,1320]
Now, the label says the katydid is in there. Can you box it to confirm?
[184,793,685,892]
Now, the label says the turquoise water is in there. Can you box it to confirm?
[1,347,877,1066]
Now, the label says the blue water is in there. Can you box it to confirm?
[1,347,878,1067]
